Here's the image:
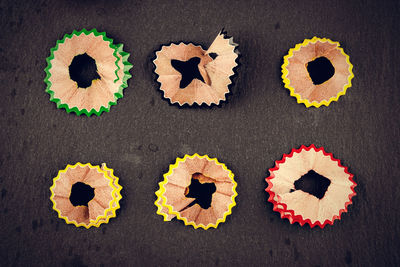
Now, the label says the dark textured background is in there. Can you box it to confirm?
[0,0,399,266]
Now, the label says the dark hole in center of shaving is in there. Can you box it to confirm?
[69,182,95,206]
[69,53,101,88]
[293,170,331,199]
[171,57,205,88]
[208,53,218,60]
[306,56,335,85]
[185,173,216,209]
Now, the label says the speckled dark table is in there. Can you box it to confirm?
[0,0,399,266]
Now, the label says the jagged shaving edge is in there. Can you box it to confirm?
[205,29,240,104]
[50,162,119,229]
[265,144,357,228]
[281,37,354,108]
[155,154,238,229]
[154,180,172,221]
[97,163,123,224]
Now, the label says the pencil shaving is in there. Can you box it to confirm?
[44,29,132,116]
[282,37,354,107]
[153,30,238,106]
[155,154,237,229]
[50,163,122,228]
[266,145,356,228]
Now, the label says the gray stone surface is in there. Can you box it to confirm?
[0,0,399,266]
